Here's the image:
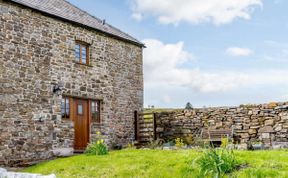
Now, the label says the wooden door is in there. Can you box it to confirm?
[74,99,89,151]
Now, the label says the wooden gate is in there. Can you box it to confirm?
[134,111,157,143]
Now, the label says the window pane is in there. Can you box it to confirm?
[75,44,80,62]
[66,110,69,118]
[61,98,65,118]
[82,47,86,64]
[91,101,100,123]
[61,98,65,107]
[91,102,95,113]
[66,107,69,115]
[61,97,70,119]
[82,58,86,64]
[92,113,100,123]
[92,113,97,121]
[95,102,98,112]
[78,104,83,115]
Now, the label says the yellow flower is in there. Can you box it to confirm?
[97,140,100,144]
[96,131,101,135]
[101,139,104,143]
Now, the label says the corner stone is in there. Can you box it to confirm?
[52,148,74,157]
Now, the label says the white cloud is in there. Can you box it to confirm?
[143,39,249,93]
[144,39,288,107]
[143,39,288,94]
[225,47,254,57]
[131,0,262,25]
[131,13,143,21]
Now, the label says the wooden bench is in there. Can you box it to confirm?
[201,128,233,141]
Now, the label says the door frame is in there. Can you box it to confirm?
[63,95,103,151]
[70,97,91,151]
[73,98,90,151]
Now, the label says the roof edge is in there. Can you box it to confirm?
[6,0,145,48]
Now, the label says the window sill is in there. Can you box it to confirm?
[73,61,93,67]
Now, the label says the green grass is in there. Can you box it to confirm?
[23,149,288,178]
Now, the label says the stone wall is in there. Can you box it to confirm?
[156,102,288,148]
[0,0,143,166]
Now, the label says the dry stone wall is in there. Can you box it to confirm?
[156,102,288,149]
[0,0,143,166]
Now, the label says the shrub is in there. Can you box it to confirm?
[196,148,239,178]
[148,139,164,149]
[85,131,108,155]
[126,142,136,149]
[85,139,108,155]
[185,102,193,110]
[192,135,205,147]
[175,138,185,148]
[184,135,194,145]
[220,137,229,148]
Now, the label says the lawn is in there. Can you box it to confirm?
[24,149,288,178]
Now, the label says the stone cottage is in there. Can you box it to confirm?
[0,0,144,166]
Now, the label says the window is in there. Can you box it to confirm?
[91,100,100,123]
[75,42,89,65]
[61,97,70,119]
[77,103,83,115]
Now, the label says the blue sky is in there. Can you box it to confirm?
[68,0,288,108]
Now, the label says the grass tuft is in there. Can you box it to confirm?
[195,148,239,178]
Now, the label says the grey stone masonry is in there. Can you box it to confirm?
[0,0,143,167]
[156,102,288,149]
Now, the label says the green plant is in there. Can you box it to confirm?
[85,140,108,155]
[85,131,108,155]
[185,102,193,110]
[192,134,205,147]
[221,137,229,148]
[196,148,239,178]
[175,138,185,148]
[184,135,194,145]
[126,142,136,149]
[148,139,164,149]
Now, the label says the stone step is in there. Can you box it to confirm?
[0,168,56,178]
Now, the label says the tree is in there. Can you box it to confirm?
[185,102,193,110]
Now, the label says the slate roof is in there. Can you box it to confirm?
[8,0,144,47]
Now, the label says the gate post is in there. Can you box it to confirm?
[153,113,157,140]
[134,111,139,141]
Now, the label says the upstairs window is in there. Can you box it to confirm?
[91,100,101,123]
[75,41,89,65]
[61,97,70,119]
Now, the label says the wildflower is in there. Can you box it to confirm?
[96,131,101,135]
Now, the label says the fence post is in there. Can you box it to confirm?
[153,113,157,140]
[134,111,138,141]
